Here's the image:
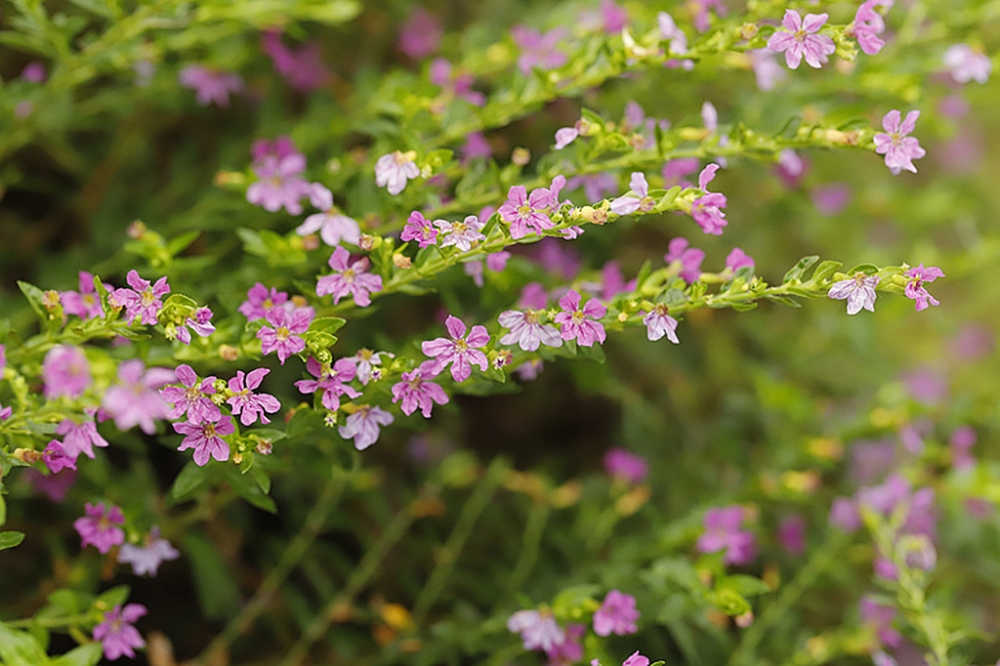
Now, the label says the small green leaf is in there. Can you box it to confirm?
[96,585,130,610]
[0,621,51,666]
[0,531,25,550]
[782,256,819,283]
[50,642,103,666]
[810,260,843,284]
[309,316,347,335]
[169,462,212,502]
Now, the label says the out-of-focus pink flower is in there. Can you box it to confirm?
[399,9,442,60]
[874,110,926,175]
[943,44,991,84]
[42,345,91,399]
[339,405,394,451]
[179,65,244,106]
[593,590,640,636]
[777,515,806,555]
[811,183,852,216]
[102,360,173,434]
[697,505,756,565]
[664,237,704,284]
[375,151,420,195]
[603,448,649,483]
[93,604,147,661]
[74,502,125,553]
[261,29,330,92]
[512,26,567,73]
[767,10,835,69]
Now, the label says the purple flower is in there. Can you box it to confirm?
[507,609,564,652]
[951,425,976,470]
[498,309,562,352]
[296,357,360,411]
[27,468,76,501]
[117,527,180,577]
[338,405,395,451]
[462,132,492,162]
[422,315,490,382]
[93,604,147,661]
[512,26,567,73]
[555,289,607,347]
[601,261,636,301]
[904,264,944,311]
[874,110,926,174]
[316,246,383,307]
[179,65,244,106]
[56,410,108,459]
[623,652,651,666]
[401,211,440,248]
[603,447,649,484]
[348,348,386,385]
[239,283,288,321]
[610,173,655,215]
[692,164,728,235]
[498,185,556,239]
[42,345,91,399]
[42,440,77,474]
[436,215,485,252]
[61,271,105,320]
[296,184,361,246]
[554,126,579,150]
[664,237,705,284]
[102,360,173,434]
[429,59,486,106]
[261,30,330,92]
[829,497,861,532]
[74,502,125,553]
[174,415,234,466]
[691,0,726,32]
[257,305,313,364]
[778,515,806,555]
[246,150,312,214]
[662,158,700,189]
[749,49,787,91]
[767,10,836,69]
[391,361,449,418]
[228,368,281,426]
[860,596,903,649]
[160,364,220,424]
[857,474,937,538]
[658,12,690,56]
[399,8,442,59]
[697,505,756,566]
[566,173,618,201]
[111,270,169,325]
[828,273,880,315]
[20,61,46,83]
[375,151,420,195]
[643,304,680,343]
[943,44,991,84]
[854,1,886,56]
[175,306,215,344]
[726,248,755,272]
[463,251,511,288]
[812,183,852,216]
[593,590,640,636]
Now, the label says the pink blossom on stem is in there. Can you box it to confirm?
[546,623,585,664]
[246,150,312,214]
[316,246,383,306]
[767,10,835,69]
[399,9,442,60]
[507,609,564,652]
[239,283,288,321]
[93,604,147,661]
[593,590,640,636]
[498,185,556,239]
[662,158,701,189]
[697,505,756,565]
[601,260,636,301]
[692,164,728,234]
[566,173,618,200]
[102,360,173,434]
[175,306,215,344]
[643,304,680,343]
[603,447,649,484]
[664,237,705,284]
[295,357,360,411]
[726,248,755,272]
[42,345,91,399]
[778,515,806,555]
[904,264,944,311]
[943,44,992,84]
[401,211,440,248]
[873,110,926,174]
[74,502,125,553]
[692,0,726,32]
[512,26,567,73]
[228,368,281,426]
[828,273,880,315]
[338,405,394,451]
[348,349,386,385]
[179,65,244,106]
[111,270,169,325]
[749,49,787,91]
[853,1,886,55]
[610,173,655,215]
[422,315,490,382]
[257,305,313,364]
[56,410,108,459]
[160,364,220,424]
[812,183,852,216]
[375,151,420,195]
[623,651,651,666]
[261,29,330,92]
[42,440,77,474]
[860,596,903,649]
[391,361,449,418]
[463,251,511,287]
[297,184,361,246]
[436,215,485,252]
[174,415,234,466]
[498,308,562,352]
[61,271,105,320]
[20,61,46,83]
[429,59,486,106]
[554,289,606,347]
[117,527,180,577]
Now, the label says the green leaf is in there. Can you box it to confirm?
[96,585,130,610]
[723,575,771,598]
[809,260,842,285]
[782,256,819,283]
[169,462,212,502]
[166,230,201,257]
[50,643,102,666]
[767,295,802,308]
[0,622,51,666]
[309,316,347,335]
[224,466,277,513]
[183,534,242,620]
[0,531,25,550]
[17,280,49,324]
[846,263,880,276]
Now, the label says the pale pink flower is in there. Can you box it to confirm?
[828,273,880,315]
[297,184,361,246]
[498,309,562,352]
[422,315,490,382]
[554,289,606,347]
[56,410,108,459]
[61,271,105,320]
[749,49,787,91]
[174,415,234,466]
[111,270,169,325]
[348,349,387,385]
[246,151,312,214]
[943,44,991,84]
[42,345,91,399]
[93,604,147,661]
[102,360,173,434]
[692,164,727,234]
[436,215,485,252]
[498,185,556,239]
[391,361,449,418]
[623,652,651,666]
[726,248,755,272]
[117,527,180,577]
[664,237,705,284]
[261,29,330,92]
[239,283,288,321]
[854,1,886,56]
[697,506,756,565]
[593,590,640,636]
[175,306,215,344]
[874,110,926,174]
[375,151,420,195]
[610,173,655,215]
[179,65,244,106]
[295,357,360,411]
[227,368,281,426]
[507,609,564,652]
[74,502,125,553]
[642,304,680,343]
[512,26,567,73]
[159,364,220,424]
[316,246,383,306]
[257,305,313,364]
[338,405,394,451]
[399,8,442,59]
[767,10,835,69]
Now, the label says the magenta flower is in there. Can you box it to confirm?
[860,596,903,649]
[664,237,705,283]
[593,590,640,636]
[239,282,288,321]
[943,44,992,84]
[391,361,449,418]
[401,211,440,248]
[296,184,361,246]
[874,110,926,174]
[74,502,125,554]
[546,623,585,664]
[601,261,636,301]
[261,30,330,92]
[160,364,220,423]
[642,304,680,343]
[102,360,173,435]
[179,65,244,106]
[603,448,649,484]
[42,345,91,399]
[767,10,835,69]
[175,306,215,344]
[111,270,169,325]
[93,604,147,661]
[778,515,806,555]
[399,8,442,59]
[726,248,755,272]
[691,0,727,32]
[623,651,651,666]
[56,410,108,459]
[296,357,360,411]
[507,609,564,652]
[257,305,313,364]
[692,164,728,235]
[246,150,312,214]
[554,289,607,347]
[317,246,383,307]
[498,309,562,352]
[498,185,556,239]
[512,26,567,73]
[464,251,511,288]
[117,527,180,577]
[227,368,281,426]
[828,273,880,315]
[338,405,395,451]
[42,440,77,474]
[20,61,46,83]
[422,315,490,382]
[904,264,944,311]
[436,215,485,252]
[554,126,578,150]
[375,151,420,195]
[174,415,234,466]
[812,183,852,216]
[61,271,105,320]
[429,59,486,106]
[697,505,756,565]
[662,158,701,189]
[462,132,492,162]
[610,173,655,215]
[854,1,886,56]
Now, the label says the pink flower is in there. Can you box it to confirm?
[61,271,105,320]
[111,270,169,325]
[178,65,244,106]
[642,304,680,343]
[338,405,394,451]
[102,360,173,434]
[93,604,147,661]
[462,132,492,162]
[662,158,700,189]
[664,237,705,284]
[951,425,976,470]
[174,415,234,466]
[316,246,383,306]
[296,184,361,246]
[74,502,125,553]
[42,440,77,474]
[860,596,903,649]
[399,8,442,59]
[391,361,449,418]
[512,26,567,73]
[295,357,360,411]
[854,1,886,55]
[498,309,562,352]
[692,164,727,235]
[778,515,806,555]
[498,185,556,239]
[56,410,108,459]
[27,468,76,501]
[697,505,756,565]
[658,12,689,56]
[348,348,387,385]
[246,150,312,214]
[436,215,485,251]
[749,49,787,91]
[227,368,281,426]
[767,10,835,69]
[257,305,313,364]
[463,251,511,287]
[239,283,288,321]
[691,0,726,32]
[726,248,755,272]
[601,261,636,301]
[943,44,992,84]
[593,590,640,636]
[546,623,585,664]
[554,126,579,150]
[610,173,655,215]
[175,306,215,344]
[160,364,220,423]
[42,345,91,399]
[812,183,852,216]
[429,59,486,106]
[117,527,180,576]
[20,61,46,83]
[566,173,618,200]
[874,110,926,174]
[554,289,607,347]
[422,315,490,382]
[604,448,649,484]
[623,651,651,666]
[375,151,420,195]
[507,609,564,652]
[904,264,944,311]
[828,273,880,315]
[401,211,440,248]
[261,30,330,92]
